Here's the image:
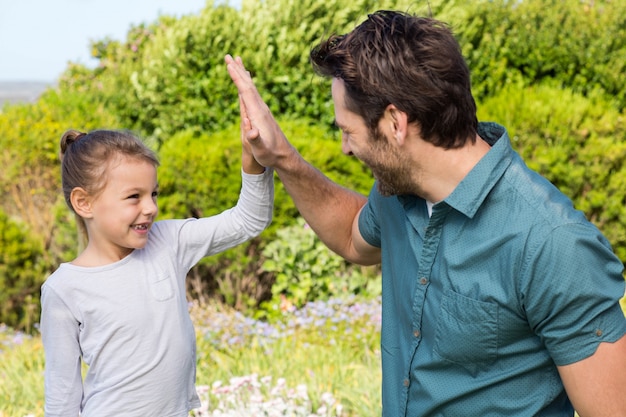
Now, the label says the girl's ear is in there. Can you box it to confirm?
[70,187,94,219]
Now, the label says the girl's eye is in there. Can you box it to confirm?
[152,191,159,198]
[128,194,140,199]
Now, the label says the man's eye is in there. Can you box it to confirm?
[335,129,347,139]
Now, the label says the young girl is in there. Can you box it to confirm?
[40,125,273,416]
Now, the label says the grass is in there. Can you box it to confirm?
[0,327,45,416]
[0,296,382,417]
[3,294,624,416]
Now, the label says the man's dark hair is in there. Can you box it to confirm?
[310,10,478,148]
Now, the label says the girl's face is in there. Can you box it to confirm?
[85,156,158,262]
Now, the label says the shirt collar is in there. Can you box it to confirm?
[443,122,513,218]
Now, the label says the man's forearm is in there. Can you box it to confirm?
[275,153,367,260]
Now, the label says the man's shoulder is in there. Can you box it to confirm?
[501,158,587,227]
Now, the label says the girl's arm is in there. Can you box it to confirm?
[240,94,265,175]
[40,284,83,417]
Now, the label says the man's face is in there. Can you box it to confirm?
[331,78,416,196]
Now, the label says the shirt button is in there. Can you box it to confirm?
[420,277,428,285]
[596,329,603,337]
[403,378,410,387]
[413,330,420,338]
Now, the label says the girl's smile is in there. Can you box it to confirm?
[78,155,158,265]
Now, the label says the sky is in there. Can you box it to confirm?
[0,0,240,82]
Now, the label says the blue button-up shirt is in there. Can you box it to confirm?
[359,122,626,416]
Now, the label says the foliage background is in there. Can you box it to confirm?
[0,0,625,330]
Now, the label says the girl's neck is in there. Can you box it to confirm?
[71,246,134,267]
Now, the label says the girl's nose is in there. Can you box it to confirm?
[143,198,158,216]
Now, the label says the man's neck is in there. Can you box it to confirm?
[416,134,491,203]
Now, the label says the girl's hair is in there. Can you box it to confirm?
[59,129,160,239]
[310,10,478,149]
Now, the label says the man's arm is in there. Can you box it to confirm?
[225,54,380,265]
[557,334,626,416]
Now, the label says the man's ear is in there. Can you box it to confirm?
[383,104,409,146]
[70,187,94,219]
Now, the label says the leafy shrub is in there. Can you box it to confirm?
[0,210,46,330]
[0,89,118,258]
[458,0,626,109]
[260,217,381,317]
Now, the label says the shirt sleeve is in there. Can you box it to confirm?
[40,283,84,417]
[172,167,274,270]
[522,222,626,366]
[358,185,382,248]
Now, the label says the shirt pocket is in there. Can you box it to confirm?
[434,290,498,371]
[149,272,174,301]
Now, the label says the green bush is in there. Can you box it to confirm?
[458,0,626,109]
[0,89,119,256]
[260,217,381,317]
[0,209,46,330]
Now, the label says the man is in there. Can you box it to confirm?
[225,9,626,416]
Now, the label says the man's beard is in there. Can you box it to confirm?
[361,128,416,197]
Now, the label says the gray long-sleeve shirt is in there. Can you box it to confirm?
[41,169,274,416]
